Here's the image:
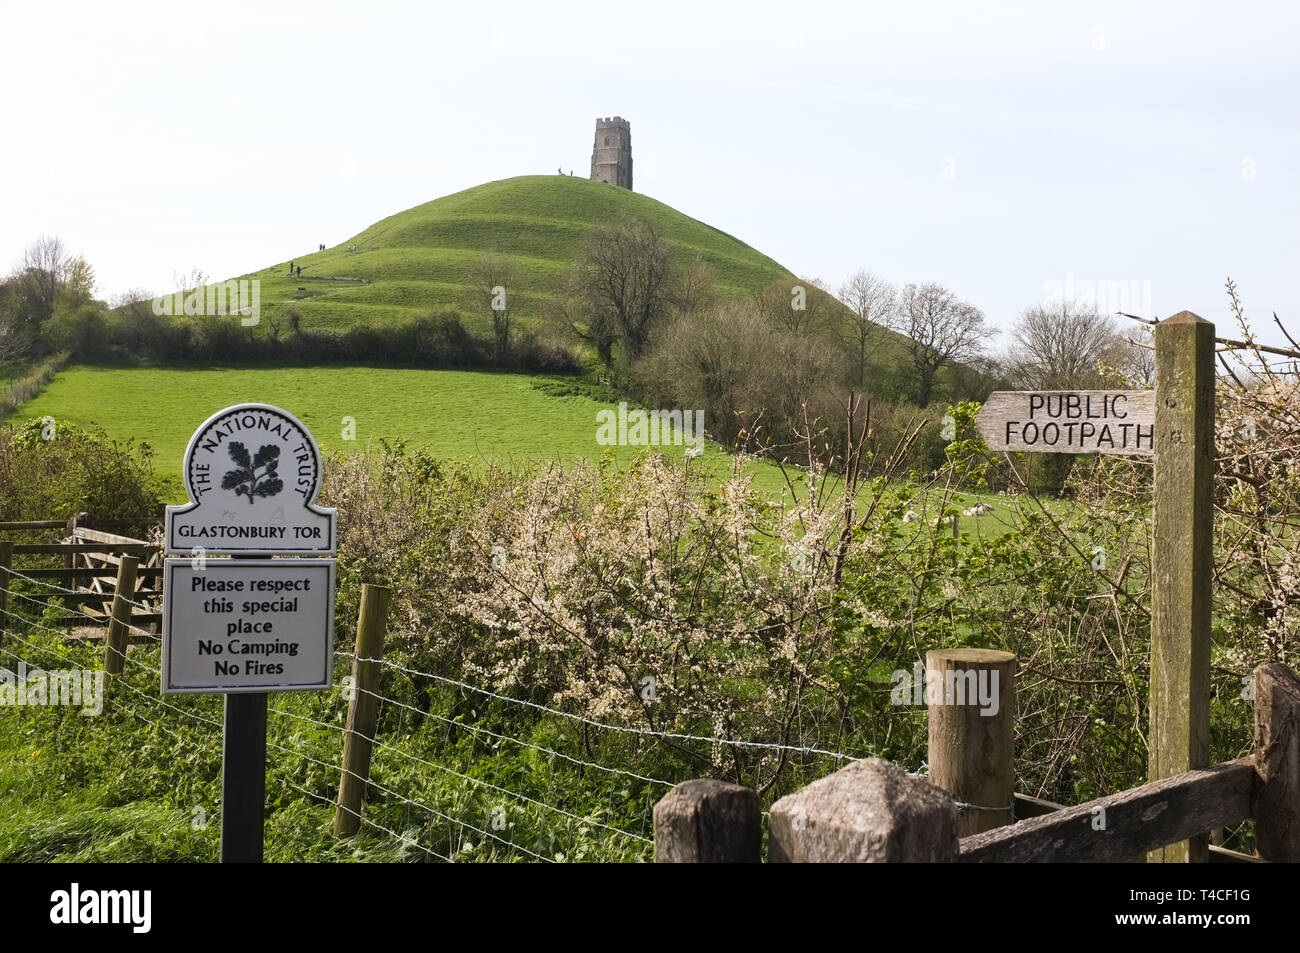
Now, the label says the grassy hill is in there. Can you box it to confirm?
[241,175,792,333]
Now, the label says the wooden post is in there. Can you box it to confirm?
[926,648,1016,836]
[653,779,760,862]
[333,584,392,837]
[769,758,959,861]
[64,512,90,591]
[1149,311,1215,863]
[102,555,139,677]
[0,540,11,650]
[1252,662,1300,861]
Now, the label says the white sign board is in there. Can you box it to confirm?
[976,390,1155,455]
[165,403,336,555]
[162,558,336,695]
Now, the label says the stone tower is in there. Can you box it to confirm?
[590,116,632,190]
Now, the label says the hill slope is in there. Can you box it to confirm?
[241,175,793,332]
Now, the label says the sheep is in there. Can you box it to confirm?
[902,509,919,524]
[963,502,994,517]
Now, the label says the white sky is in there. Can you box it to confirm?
[2,0,1297,344]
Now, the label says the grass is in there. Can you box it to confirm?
[234,175,793,333]
[10,364,796,502]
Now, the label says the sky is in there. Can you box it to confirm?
[2,0,1297,347]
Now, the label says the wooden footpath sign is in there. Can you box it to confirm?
[976,390,1155,455]
[976,312,1214,862]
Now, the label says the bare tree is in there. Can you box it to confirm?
[836,269,897,387]
[467,251,521,364]
[636,300,765,445]
[754,276,834,336]
[672,258,718,321]
[571,220,676,365]
[1007,302,1124,389]
[173,267,208,295]
[15,236,69,324]
[545,277,614,372]
[889,282,993,405]
[1115,324,1156,387]
[9,236,95,326]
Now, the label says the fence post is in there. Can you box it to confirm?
[333,584,392,837]
[1253,662,1300,861]
[64,512,88,590]
[0,539,11,650]
[1149,311,1215,863]
[653,779,760,862]
[926,648,1016,836]
[103,555,139,678]
[769,757,959,861]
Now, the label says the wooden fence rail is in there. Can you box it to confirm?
[0,515,163,651]
[654,661,1300,863]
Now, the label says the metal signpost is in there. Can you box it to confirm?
[162,403,337,862]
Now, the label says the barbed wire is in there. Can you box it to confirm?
[2,570,159,638]
[261,720,556,862]
[2,563,158,613]
[280,778,452,862]
[343,652,864,761]
[3,601,646,859]
[330,684,679,788]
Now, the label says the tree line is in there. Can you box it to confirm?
[3,227,1153,484]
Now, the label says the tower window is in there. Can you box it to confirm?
[604,137,610,145]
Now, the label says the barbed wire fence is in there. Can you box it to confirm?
[0,562,887,862]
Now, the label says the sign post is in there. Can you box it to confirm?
[163,404,337,863]
[1148,311,1215,863]
[977,313,1215,864]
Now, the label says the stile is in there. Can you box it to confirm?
[960,758,1255,863]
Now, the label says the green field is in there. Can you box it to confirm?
[11,365,793,501]
[11,364,1023,541]
[234,175,793,333]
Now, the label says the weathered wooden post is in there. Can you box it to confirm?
[1252,662,1300,861]
[1149,311,1215,863]
[0,539,11,650]
[64,512,87,591]
[769,758,959,861]
[334,583,392,837]
[653,779,760,862]
[103,555,139,677]
[926,648,1017,836]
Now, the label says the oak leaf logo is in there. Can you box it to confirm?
[221,441,283,504]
